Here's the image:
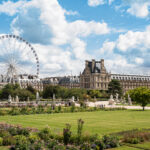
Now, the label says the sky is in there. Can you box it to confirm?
[0,0,150,77]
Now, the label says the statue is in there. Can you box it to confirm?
[128,94,132,105]
[27,97,30,102]
[108,94,115,105]
[36,92,40,101]
[8,95,12,103]
[115,93,119,102]
[15,95,19,103]
[53,94,56,100]
[71,96,75,102]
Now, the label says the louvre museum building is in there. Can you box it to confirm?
[80,59,150,93]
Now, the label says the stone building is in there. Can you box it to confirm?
[0,74,43,91]
[80,59,150,93]
[59,76,80,88]
[80,59,111,90]
[42,76,80,88]
[111,74,150,94]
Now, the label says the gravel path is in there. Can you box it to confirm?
[86,101,150,110]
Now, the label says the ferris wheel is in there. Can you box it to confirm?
[0,34,39,82]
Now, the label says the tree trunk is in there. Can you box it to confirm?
[143,106,145,111]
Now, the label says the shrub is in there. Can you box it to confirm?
[28,134,40,144]
[47,139,59,149]
[63,124,72,145]
[9,107,20,115]
[94,140,106,150]
[122,130,150,144]
[0,109,7,116]
[80,142,91,150]
[0,137,3,146]
[3,136,16,146]
[20,107,30,115]
[0,130,10,137]
[14,135,29,150]
[38,127,51,141]
[30,140,45,150]
[58,105,62,112]
[47,107,52,114]
[53,144,66,150]
[102,135,119,148]
[70,103,75,112]
[77,119,84,144]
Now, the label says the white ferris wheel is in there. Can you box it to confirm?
[0,34,39,83]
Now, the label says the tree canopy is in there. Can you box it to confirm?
[0,84,35,101]
[127,87,150,110]
[108,79,122,97]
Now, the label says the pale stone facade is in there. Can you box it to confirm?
[111,74,150,93]
[80,59,150,93]
[80,59,111,90]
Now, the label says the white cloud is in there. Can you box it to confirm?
[88,0,106,7]
[0,0,26,16]
[116,26,150,51]
[127,2,150,18]
[100,41,115,54]
[0,0,110,77]
[135,58,144,64]
[109,0,115,5]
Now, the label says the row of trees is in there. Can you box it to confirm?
[0,79,123,101]
[1,80,150,110]
[42,85,109,100]
[0,84,36,101]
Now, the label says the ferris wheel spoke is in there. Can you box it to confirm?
[0,34,39,81]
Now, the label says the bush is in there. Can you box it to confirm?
[63,124,72,145]
[47,139,59,149]
[102,135,120,148]
[80,143,91,150]
[77,119,84,144]
[38,127,51,141]
[28,134,40,144]
[9,107,20,115]
[122,130,150,144]
[0,130,10,137]
[0,109,7,116]
[3,136,16,146]
[14,135,29,150]
[95,140,106,150]
[0,137,3,146]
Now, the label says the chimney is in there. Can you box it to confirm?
[100,59,106,73]
[92,59,95,72]
[100,59,104,69]
[85,60,88,68]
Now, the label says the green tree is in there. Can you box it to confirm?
[108,79,122,97]
[127,87,150,111]
[1,83,20,99]
[88,90,102,98]
[18,89,35,101]
[26,85,37,95]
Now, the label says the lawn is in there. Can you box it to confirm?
[0,110,150,136]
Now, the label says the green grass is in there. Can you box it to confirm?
[0,146,9,150]
[110,142,150,150]
[130,142,150,149]
[0,110,150,136]
[110,146,139,150]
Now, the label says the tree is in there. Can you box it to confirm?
[108,79,122,97]
[88,90,101,98]
[127,87,150,111]
[26,85,37,95]
[1,83,20,99]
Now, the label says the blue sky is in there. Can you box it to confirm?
[0,0,150,77]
